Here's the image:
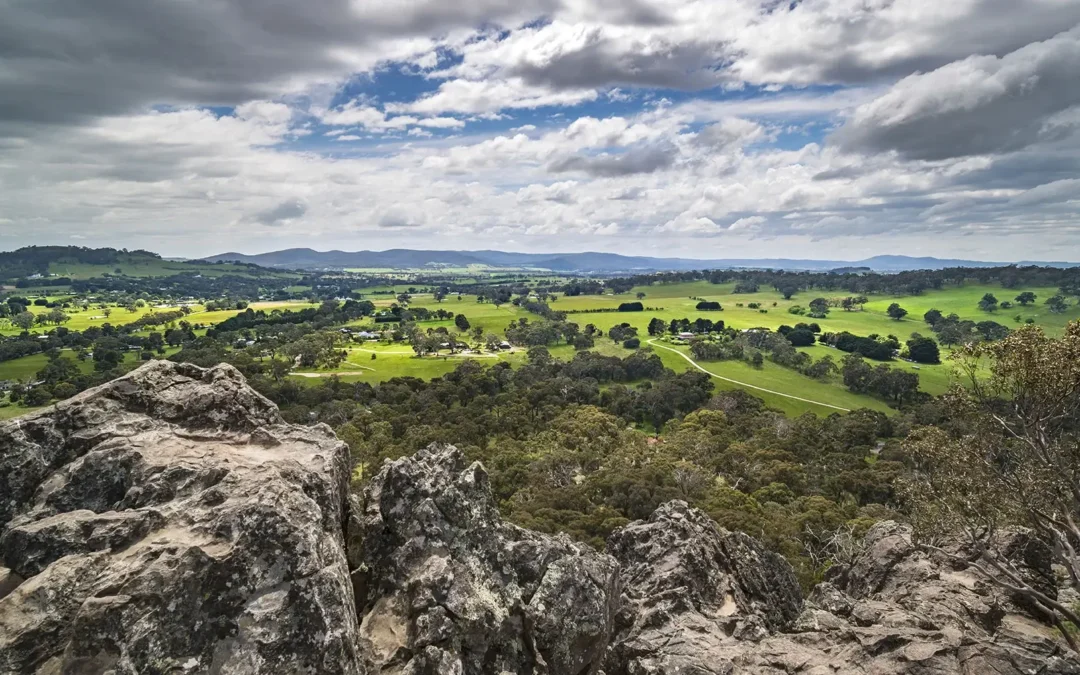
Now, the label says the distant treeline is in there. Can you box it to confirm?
[555,265,1080,299]
[15,277,74,288]
[206,300,376,335]
[563,304,664,315]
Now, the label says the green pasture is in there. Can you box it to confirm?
[0,300,317,335]
[554,281,1073,335]
[0,351,93,381]
[4,278,1069,420]
[291,341,538,385]
[329,281,1050,414]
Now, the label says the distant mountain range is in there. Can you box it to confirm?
[202,248,1080,274]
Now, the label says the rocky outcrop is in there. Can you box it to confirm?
[0,361,361,674]
[605,501,804,674]
[350,444,620,675]
[2,362,1077,675]
[605,511,1080,674]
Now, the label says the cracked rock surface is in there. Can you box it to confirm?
[0,361,360,675]
[2,361,1078,675]
[350,443,620,675]
[605,512,1080,674]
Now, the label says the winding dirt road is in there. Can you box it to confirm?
[646,339,851,412]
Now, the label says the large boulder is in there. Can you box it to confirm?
[604,507,1080,675]
[603,500,805,674]
[0,361,361,675]
[350,443,620,675]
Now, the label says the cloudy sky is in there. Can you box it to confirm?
[2,0,1080,261]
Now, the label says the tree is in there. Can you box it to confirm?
[886,303,908,321]
[46,308,69,326]
[636,292,646,301]
[103,307,112,318]
[808,298,829,318]
[51,382,78,400]
[804,355,838,380]
[454,314,470,332]
[785,328,816,347]
[923,308,943,326]
[12,311,34,331]
[975,320,1009,342]
[570,333,593,350]
[902,322,1080,651]
[1047,295,1069,314]
[24,386,53,407]
[777,282,799,300]
[936,322,966,348]
[608,323,637,344]
[37,356,80,386]
[905,336,941,364]
[978,293,999,312]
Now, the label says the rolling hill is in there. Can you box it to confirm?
[202,248,1080,274]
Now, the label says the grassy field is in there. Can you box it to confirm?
[0,300,317,336]
[349,297,533,333]
[552,281,1077,335]
[644,339,894,416]
[292,341,537,385]
[0,351,94,381]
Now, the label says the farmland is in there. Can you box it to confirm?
[333,276,1074,411]
[0,300,317,336]
[1,260,1075,420]
[259,279,1073,416]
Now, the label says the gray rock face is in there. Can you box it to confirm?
[350,443,620,675]
[605,511,1080,675]
[1,362,1077,675]
[604,500,804,674]
[0,361,361,675]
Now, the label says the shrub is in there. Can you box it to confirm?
[786,329,816,347]
[905,336,941,364]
